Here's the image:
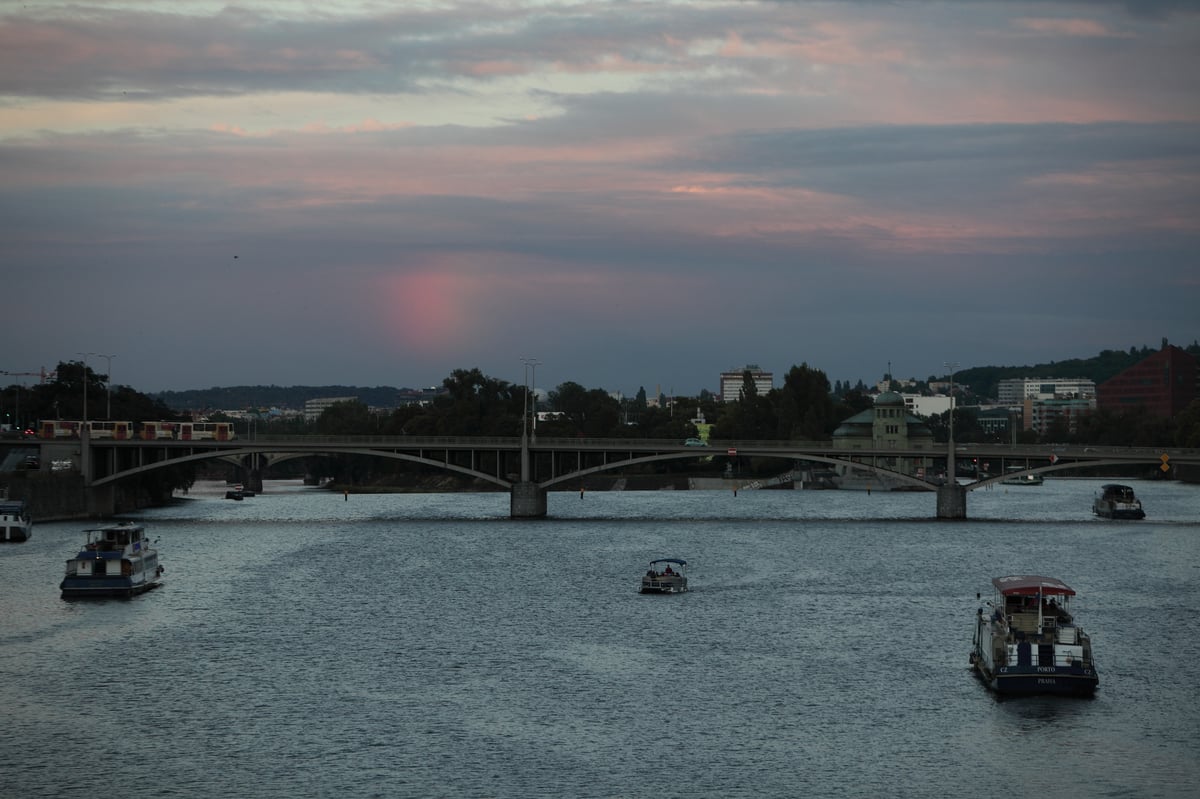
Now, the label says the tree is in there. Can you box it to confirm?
[546,381,621,437]
[1174,399,1200,448]
[778,363,835,440]
[315,400,373,435]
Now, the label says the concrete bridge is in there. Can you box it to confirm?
[8,433,1197,518]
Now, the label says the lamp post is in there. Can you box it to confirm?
[94,353,114,419]
[944,361,959,482]
[77,352,93,427]
[521,356,540,442]
[530,359,540,441]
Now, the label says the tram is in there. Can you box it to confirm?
[39,420,236,441]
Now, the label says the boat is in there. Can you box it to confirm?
[1093,483,1145,519]
[0,497,31,542]
[1001,467,1043,486]
[970,575,1099,697]
[640,558,688,594]
[60,522,163,598]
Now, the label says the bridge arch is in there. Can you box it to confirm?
[538,451,936,491]
[91,446,511,489]
[968,459,1164,491]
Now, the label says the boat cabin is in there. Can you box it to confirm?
[993,575,1075,638]
[641,558,688,594]
[1098,484,1136,502]
[84,522,147,553]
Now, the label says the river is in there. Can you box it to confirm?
[1,478,1198,797]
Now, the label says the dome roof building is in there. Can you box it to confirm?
[833,392,934,451]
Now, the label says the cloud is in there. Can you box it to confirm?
[1,1,1197,394]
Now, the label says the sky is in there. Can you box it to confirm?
[2,0,1198,398]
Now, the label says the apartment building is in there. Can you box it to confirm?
[719,365,773,402]
[996,378,1095,405]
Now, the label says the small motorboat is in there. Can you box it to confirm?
[640,558,688,594]
[1093,483,1145,519]
[1001,467,1043,486]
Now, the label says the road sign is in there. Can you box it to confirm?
[727,448,737,457]
[1161,453,1170,473]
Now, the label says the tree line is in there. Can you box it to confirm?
[5,359,1198,452]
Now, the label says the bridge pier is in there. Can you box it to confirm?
[85,483,117,518]
[936,484,967,519]
[243,468,264,493]
[510,482,547,519]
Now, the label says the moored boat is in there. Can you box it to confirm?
[0,497,32,542]
[970,575,1098,697]
[60,522,163,598]
[1093,483,1145,519]
[1001,467,1043,486]
[640,558,688,594]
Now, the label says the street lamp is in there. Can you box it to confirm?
[944,361,959,482]
[521,356,540,441]
[77,352,92,427]
[94,353,115,419]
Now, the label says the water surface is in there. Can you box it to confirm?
[2,478,1197,797]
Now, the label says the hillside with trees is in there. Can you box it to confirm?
[952,340,1200,401]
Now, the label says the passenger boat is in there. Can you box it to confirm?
[0,497,32,542]
[970,575,1099,696]
[1001,467,1043,486]
[1093,483,1145,519]
[640,558,688,594]
[60,522,163,598]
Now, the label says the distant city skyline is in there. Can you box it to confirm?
[3,2,1198,398]
[32,338,1188,401]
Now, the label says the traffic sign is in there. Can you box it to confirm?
[1161,453,1170,472]
[727,448,737,457]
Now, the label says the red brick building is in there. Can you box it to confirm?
[1097,345,1198,418]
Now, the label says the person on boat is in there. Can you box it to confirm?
[664,565,674,575]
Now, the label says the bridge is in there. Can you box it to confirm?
[6,432,1197,519]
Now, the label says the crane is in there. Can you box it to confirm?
[1,368,54,383]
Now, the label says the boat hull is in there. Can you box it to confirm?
[1,525,32,542]
[973,660,1099,697]
[1094,505,1145,520]
[60,576,162,598]
[640,577,687,594]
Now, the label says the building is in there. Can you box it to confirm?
[719,365,773,402]
[396,386,446,406]
[834,391,935,451]
[304,396,358,422]
[976,407,1017,440]
[1023,396,1095,437]
[900,394,952,418]
[830,391,936,485]
[1096,344,1198,418]
[996,378,1095,405]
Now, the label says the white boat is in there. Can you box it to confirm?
[640,558,688,594]
[1093,483,1145,519]
[970,575,1099,696]
[0,497,31,542]
[1001,467,1043,486]
[60,522,163,598]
